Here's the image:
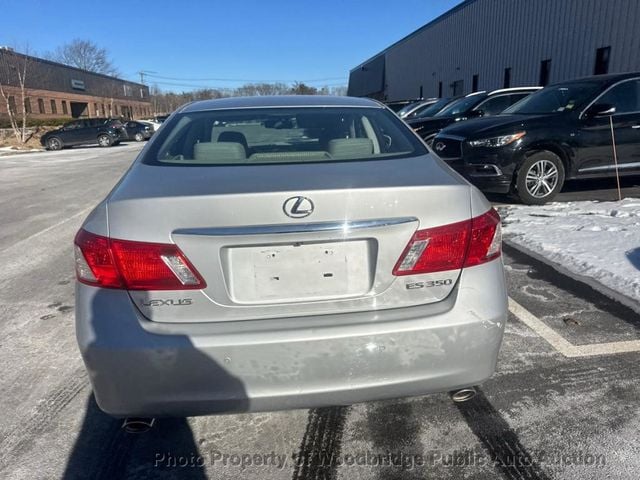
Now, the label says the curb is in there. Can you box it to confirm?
[503,238,640,317]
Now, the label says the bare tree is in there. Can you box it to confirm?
[47,39,119,76]
[289,82,318,95]
[0,47,33,143]
[235,82,290,96]
[147,81,349,114]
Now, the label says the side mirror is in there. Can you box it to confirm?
[585,103,616,118]
[469,109,484,118]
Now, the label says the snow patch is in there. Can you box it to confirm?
[500,198,640,305]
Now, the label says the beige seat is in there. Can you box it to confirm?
[328,138,374,158]
[193,142,247,164]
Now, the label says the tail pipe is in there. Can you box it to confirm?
[449,387,477,403]
[122,417,156,433]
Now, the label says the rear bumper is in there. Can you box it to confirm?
[76,259,508,417]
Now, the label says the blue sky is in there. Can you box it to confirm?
[0,0,462,91]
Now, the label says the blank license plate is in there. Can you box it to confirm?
[226,240,373,303]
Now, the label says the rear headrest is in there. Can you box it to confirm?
[217,131,249,152]
[193,142,246,163]
[328,138,374,158]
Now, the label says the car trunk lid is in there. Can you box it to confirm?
[107,156,472,323]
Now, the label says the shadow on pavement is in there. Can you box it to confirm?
[64,288,250,479]
[62,395,211,480]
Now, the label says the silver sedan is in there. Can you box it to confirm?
[74,95,508,418]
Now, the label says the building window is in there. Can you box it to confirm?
[539,59,551,86]
[594,46,611,75]
[472,74,479,92]
[451,80,464,96]
[8,96,16,114]
[438,81,443,98]
[50,99,57,114]
[101,104,106,116]
[24,98,32,114]
[37,98,45,114]
[114,105,118,115]
[62,101,68,115]
[503,68,511,88]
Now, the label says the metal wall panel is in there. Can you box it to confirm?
[349,0,640,100]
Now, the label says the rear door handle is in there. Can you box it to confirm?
[632,125,640,129]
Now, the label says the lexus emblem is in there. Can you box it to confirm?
[434,142,446,152]
[283,196,314,218]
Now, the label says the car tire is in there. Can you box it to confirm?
[134,132,144,142]
[515,151,565,205]
[98,134,113,148]
[46,137,63,151]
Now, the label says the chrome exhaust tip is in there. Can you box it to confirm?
[449,387,477,403]
[122,417,156,433]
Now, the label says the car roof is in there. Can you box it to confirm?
[487,86,542,95]
[181,95,382,113]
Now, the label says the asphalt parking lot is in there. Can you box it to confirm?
[0,144,638,480]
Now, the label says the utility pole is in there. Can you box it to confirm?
[137,70,157,84]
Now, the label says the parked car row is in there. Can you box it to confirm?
[402,87,542,145]
[389,72,640,204]
[41,117,160,150]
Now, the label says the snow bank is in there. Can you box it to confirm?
[500,198,640,305]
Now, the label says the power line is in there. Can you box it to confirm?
[137,70,157,83]
[144,73,347,84]
[147,80,347,91]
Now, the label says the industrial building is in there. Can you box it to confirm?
[0,48,151,121]
[348,0,640,101]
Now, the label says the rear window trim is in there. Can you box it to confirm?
[141,105,429,167]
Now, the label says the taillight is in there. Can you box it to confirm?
[393,208,501,276]
[74,229,206,290]
[464,208,502,267]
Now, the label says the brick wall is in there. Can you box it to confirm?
[0,85,153,120]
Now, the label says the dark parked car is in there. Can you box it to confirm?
[402,97,461,120]
[396,97,461,120]
[122,121,154,142]
[384,98,423,113]
[41,118,123,150]
[431,72,640,204]
[408,87,541,144]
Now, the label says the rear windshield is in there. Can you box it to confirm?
[144,106,427,166]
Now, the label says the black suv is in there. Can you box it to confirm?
[408,87,541,144]
[41,118,123,150]
[432,73,640,204]
[121,120,154,142]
